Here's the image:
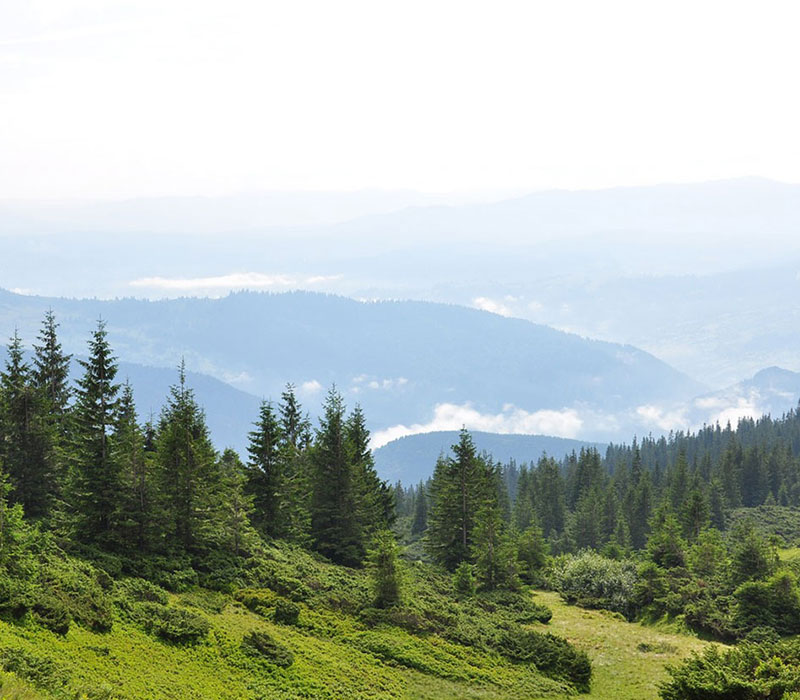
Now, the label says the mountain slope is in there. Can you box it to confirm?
[374,431,606,483]
[0,290,704,441]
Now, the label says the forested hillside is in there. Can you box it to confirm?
[3,310,800,698]
[0,312,592,699]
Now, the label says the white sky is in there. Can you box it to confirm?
[2,0,800,199]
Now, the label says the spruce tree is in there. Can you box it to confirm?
[310,387,362,565]
[114,382,151,552]
[71,320,122,546]
[154,362,217,553]
[0,331,54,519]
[214,448,255,558]
[347,404,394,537]
[277,384,312,544]
[410,481,428,536]
[426,429,489,570]
[246,400,283,537]
[32,309,72,417]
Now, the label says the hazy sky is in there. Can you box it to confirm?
[2,0,800,199]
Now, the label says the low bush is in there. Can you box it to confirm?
[135,602,210,643]
[31,594,70,635]
[0,647,69,692]
[551,551,638,619]
[497,629,592,691]
[241,630,294,667]
[660,641,800,700]
[273,598,300,625]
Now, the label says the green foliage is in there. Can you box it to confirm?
[241,629,294,667]
[733,570,800,636]
[552,551,638,618]
[660,641,800,700]
[0,647,68,692]
[273,598,300,625]
[134,602,211,644]
[497,629,592,691]
[367,530,403,608]
[453,562,475,598]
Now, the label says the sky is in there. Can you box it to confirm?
[2,0,800,200]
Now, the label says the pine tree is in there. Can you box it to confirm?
[277,385,312,544]
[347,405,394,537]
[31,310,72,509]
[368,530,402,608]
[114,382,151,552]
[426,429,490,570]
[310,387,362,566]
[0,331,54,519]
[154,362,217,553]
[32,309,72,417]
[246,400,283,537]
[70,321,122,546]
[410,481,428,536]
[214,448,255,558]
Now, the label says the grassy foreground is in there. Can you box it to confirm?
[534,591,712,699]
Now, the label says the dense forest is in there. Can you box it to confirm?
[3,311,800,698]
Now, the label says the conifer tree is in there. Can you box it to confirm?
[410,481,428,536]
[347,404,394,536]
[426,429,490,570]
[0,331,54,519]
[246,400,283,537]
[70,321,122,546]
[310,387,362,565]
[214,448,255,558]
[114,382,151,552]
[277,384,312,544]
[154,362,217,553]
[32,309,72,418]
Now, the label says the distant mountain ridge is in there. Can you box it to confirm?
[373,431,606,483]
[0,289,704,443]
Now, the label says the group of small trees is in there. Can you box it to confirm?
[0,313,394,571]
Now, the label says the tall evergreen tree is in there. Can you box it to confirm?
[0,331,54,519]
[347,404,394,535]
[32,309,72,417]
[70,321,122,546]
[114,382,151,552]
[426,429,490,570]
[246,400,283,537]
[154,362,217,553]
[310,387,362,566]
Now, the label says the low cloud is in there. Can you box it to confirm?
[299,380,323,395]
[351,375,408,393]
[129,272,341,296]
[472,297,512,317]
[371,402,582,449]
[636,404,689,432]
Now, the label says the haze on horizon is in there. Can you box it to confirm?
[2,0,800,200]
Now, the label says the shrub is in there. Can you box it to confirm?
[135,602,210,643]
[660,641,800,699]
[115,578,169,606]
[273,599,300,626]
[31,594,71,635]
[453,562,475,598]
[0,647,69,691]
[497,629,592,692]
[552,551,638,618]
[367,531,402,608]
[733,570,800,636]
[241,630,293,667]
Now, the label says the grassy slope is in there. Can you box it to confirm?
[534,591,711,700]
[0,542,572,700]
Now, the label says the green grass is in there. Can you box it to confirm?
[533,591,713,699]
